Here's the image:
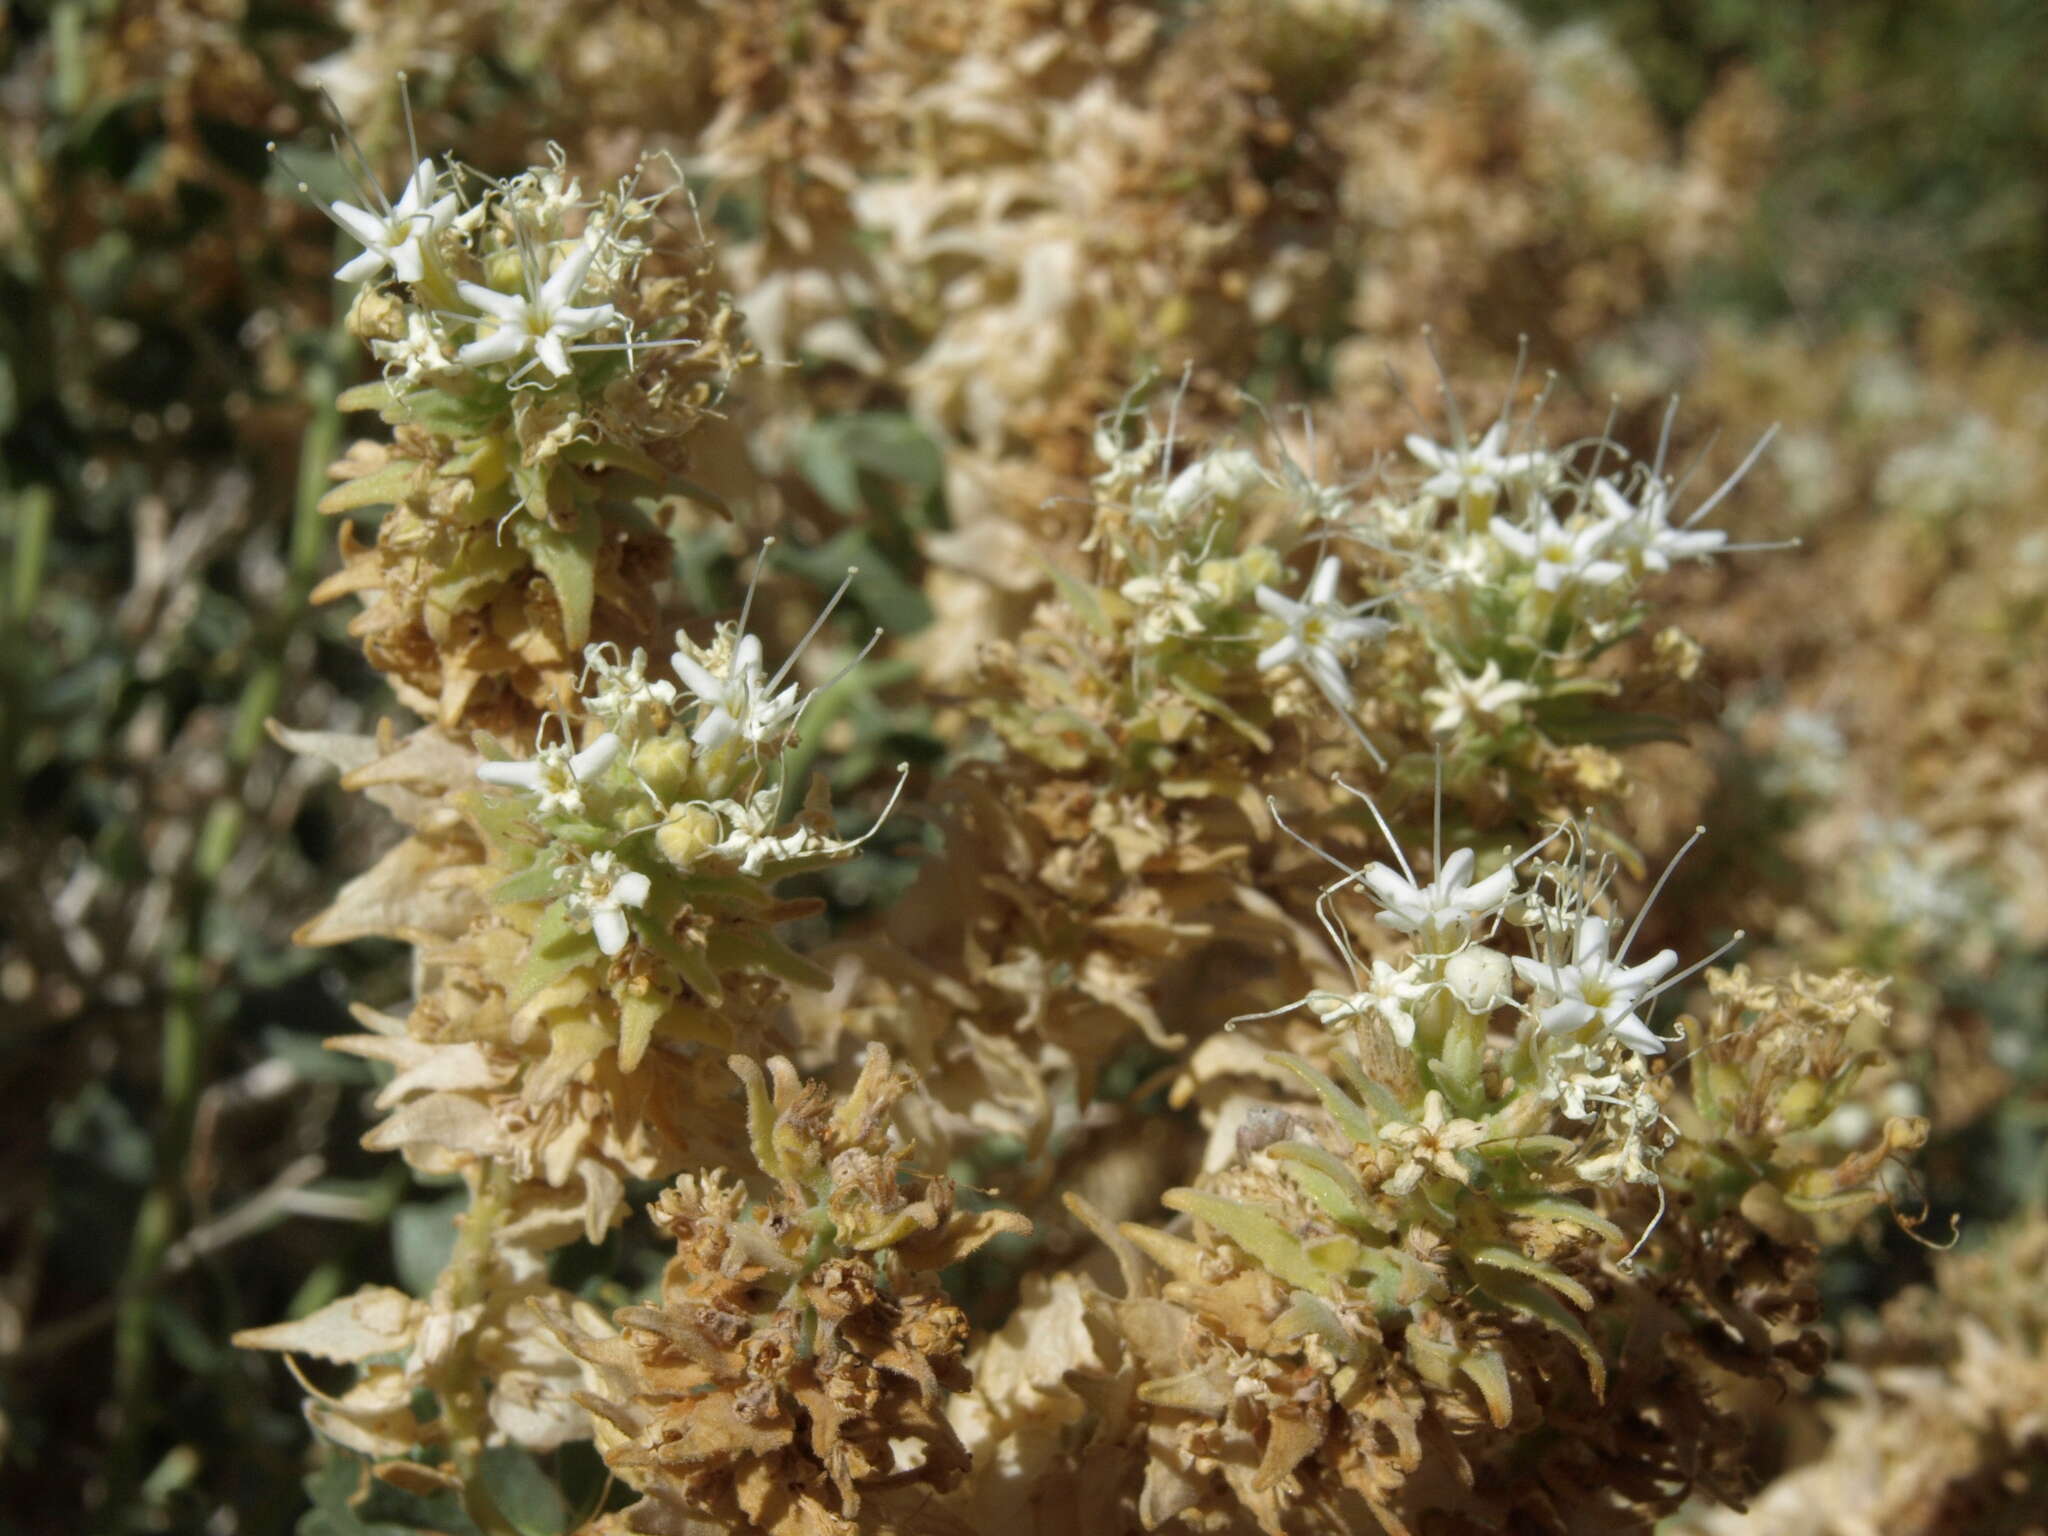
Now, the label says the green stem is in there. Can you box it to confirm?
[435,1161,520,1536]
[0,485,55,819]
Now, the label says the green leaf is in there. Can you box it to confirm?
[1269,1141,1387,1233]
[705,927,832,991]
[1162,1188,1327,1293]
[638,921,724,1007]
[1534,694,1685,749]
[318,458,425,517]
[392,1194,466,1300]
[336,381,398,415]
[730,1056,781,1185]
[795,413,944,519]
[1482,1275,1608,1400]
[517,512,601,651]
[428,536,526,620]
[478,1446,568,1536]
[1497,1196,1627,1247]
[561,438,670,487]
[1268,1053,1378,1145]
[387,381,506,437]
[1467,1243,1595,1311]
[299,1449,479,1536]
[1168,674,1272,751]
[512,901,596,1005]
[1428,1010,1487,1114]
[491,861,561,907]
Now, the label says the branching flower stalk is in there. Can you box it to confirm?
[236,119,955,1518]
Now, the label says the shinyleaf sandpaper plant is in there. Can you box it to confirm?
[235,91,1931,1536]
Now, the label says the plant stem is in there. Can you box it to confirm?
[435,1160,521,1536]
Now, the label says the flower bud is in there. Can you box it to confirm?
[655,802,721,869]
[1445,945,1514,1013]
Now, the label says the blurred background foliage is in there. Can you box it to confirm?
[1521,0,2048,322]
[2,0,2045,1532]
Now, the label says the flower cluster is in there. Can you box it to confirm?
[229,57,1938,1536]
[311,143,749,733]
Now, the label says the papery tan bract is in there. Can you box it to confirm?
[546,1050,1026,1536]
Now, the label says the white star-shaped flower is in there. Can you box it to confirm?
[1590,477,1727,572]
[1304,960,1432,1047]
[583,645,678,740]
[560,851,651,956]
[1154,448,1268,528]
[671,565,864,757]
[1405,422,1551,504]
[1253,555,1390,707]
[697,788,820,876]
[329,158,458,285]
[1361,847,1517,952]
[1423,658,1538,737]
[1489,508,1627,593]
[670,632,802,754]
[455,239,621,379]
[1381,1091,1487,1197]
[475,732,620,819]
[1512,914,1677,1056]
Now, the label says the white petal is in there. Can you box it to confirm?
[1256,636,1299,672]
[554,302,619,339]
[330,201,389,245]
[1613,948,1679,991]
[393,160,433,215]
[389,239,426,285]
[612,872,651,909]
[1253,586,1297,621]
[1574,917,1611,968]
[1458,865,1517,914]
[569,733,621,781]
[1592,479,1635,522]
[540,239,598,309]
[335,248,387,283]
[1607,1011,1667,1056]
[478,761,543,790]
[671,656,724,703]
[536,333,572,379]
[1404,435,1450,471]
[1308,556,1342,605]
[1306,653,1354,708]
[457,328,530,367]
[1489,518,1536,560]
[1540,998,1599,1036]
[455,282,531,323]
[692,711,739,751]
[591,906,629,956]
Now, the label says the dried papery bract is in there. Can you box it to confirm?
[544,1049,1028,1536]
[1669,1209,2048,1536]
